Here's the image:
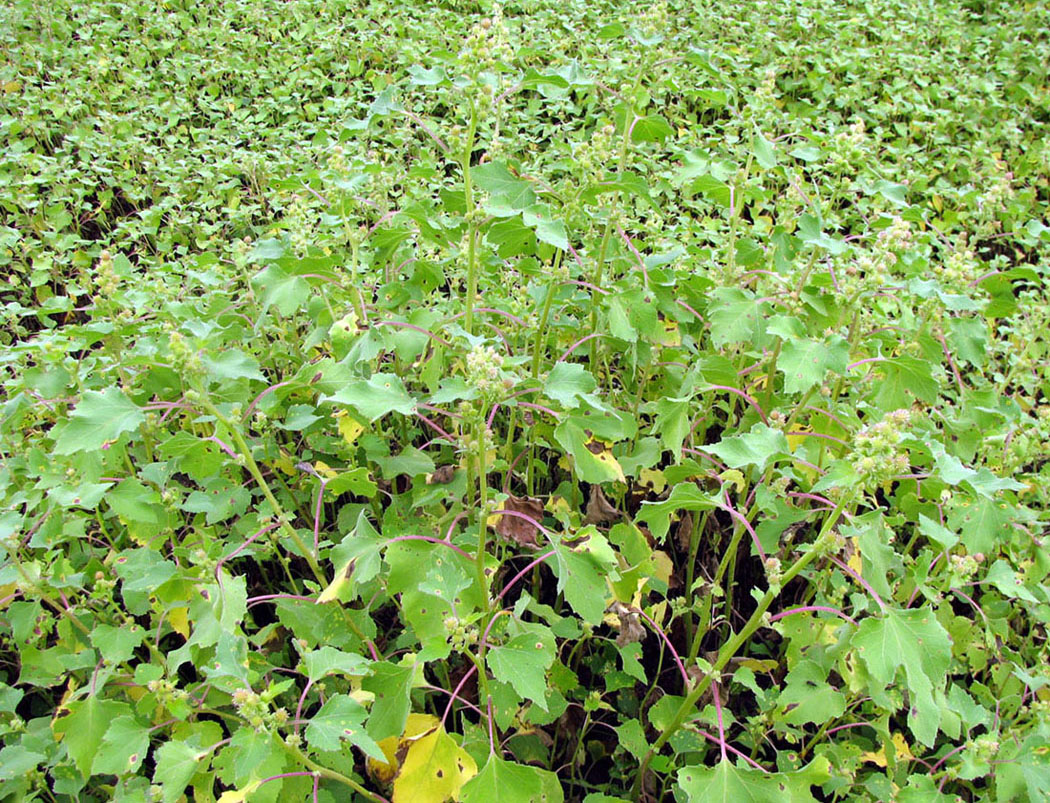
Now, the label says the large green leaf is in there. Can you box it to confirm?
[323,372,416,421]
[53,387,145,454]
[487,622,557,709]
[52,697,129,778]
[304,694,384,760]
[461,755,558,803]
[850,608,951,746]
[550,526,619,624]
[707,423,790,472]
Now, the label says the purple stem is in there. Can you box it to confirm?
[497,550,557,600]
[243,381,294,420]
[615,224,650,286]
[712,680,728,762]
[675,298,703,321]
[768,605,858,627]
[930,743,967,775]
[847,356,888,371]
[416,412,457,442]
[312,478,329,560]
[418,402,464,418]
[557,333,603,363]
[516,401,559,419]
[827,555,888,611]
[562,279,610,295]
[787,430,848,446]
[247,593,315,608]
[681,446,727,472]
[825,721,874,737]
[386,535,472,560]
[375,320,452,347]
[205,435,238,458]
[295,678,314,736]
[719,494,768,563]
[423,685,483,716]
[636,607,689,687]
[695,729,768,771]
[697,384,768,423]
[445,307,528,327]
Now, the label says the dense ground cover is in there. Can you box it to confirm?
[2,0,1050,799]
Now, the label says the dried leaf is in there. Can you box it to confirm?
[495,495,545,549]
[427,465,456,485]
[675,511,694,553]
[584,485,621,525]
[611,601,646,647]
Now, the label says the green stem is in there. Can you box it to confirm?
[462,99,480,335]
[632,493,854,799]
[475,408,490,603]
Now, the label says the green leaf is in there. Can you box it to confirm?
[153,739,210,803]
[323,372,416,421]
[305,694,385,760]
[375,445,435,478]
[363,661,416,741]
[550,527,619,624]
[631,114,674,143]
[707,424,790,472]
[531,215,569,251]
[474,162,536,212]
[676,759,784,802]
[252,264,310,316]
[652,397,692,456]
[544,362,597,408]
[637,483,718,541]
[53,697,129,778]
[90,623,146,666]
[53,388,145,454]
[752,133,777,169]
[487,622,557,708]
[302,646,370,682]
[850,608,951,747]
[92,715,150,776]
[202,350,265,383]
[872,355,940,408]
[777,335,849,394]
[708,288,769,347]
[777,661,846,725]
[461,755,550,803]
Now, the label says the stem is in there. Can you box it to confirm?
[632,493,854,799]
[277,737,387,803]
[462,99,479,335]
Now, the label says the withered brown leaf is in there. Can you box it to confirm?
[610,601,646,647]
[495,494,545,549]
[584,485,621,526]
[427,465,456,485]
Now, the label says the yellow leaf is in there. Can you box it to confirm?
[271,449,297,475]
[659,321,681,347]
[313,460,338,479]
[392,725,477,803]
[719,469,746,494]
[847,540,863,575]
[860,732,913,767]
[317,558,354,604]
[2,80,21,94]
[217,781,260,803]
[0,583,16,609]
[336,411,365,446]
[368,714,442,785]
[639,467,666,494]
[650,550,674,586]
[737,658,778,673]
[169,606,190,638]
[785,427,811,451]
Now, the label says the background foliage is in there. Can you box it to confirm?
[2,0,1050,800]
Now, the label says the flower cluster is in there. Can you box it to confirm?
[282,194,316,256]
[830,120,868,169]
[935,246,978,293]
[465,343,507,397]
[459,9,512,80]
[851,408,912,488]
[93,249,119,297]
[573,123,617,184]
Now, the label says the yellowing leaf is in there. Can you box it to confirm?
[317,558,355,604]
[737,658,778,673]
[392,726,478,803]
[639,467,666,494]
[2,80,22,93]
[336,410,365,446]
[168,606,190,638]
[0,582,16,609]
[785,427,811,451]
[847,541,863,576]
[271,449,297,475]
[659,321,681,346]
[314,460,338,479]
[368,713,441,784]
[217,781,261,803]
[719,469,746,494]
[650,550,674,586]
[860,732,914,767]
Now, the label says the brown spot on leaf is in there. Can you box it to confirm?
[428,465,456,485]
